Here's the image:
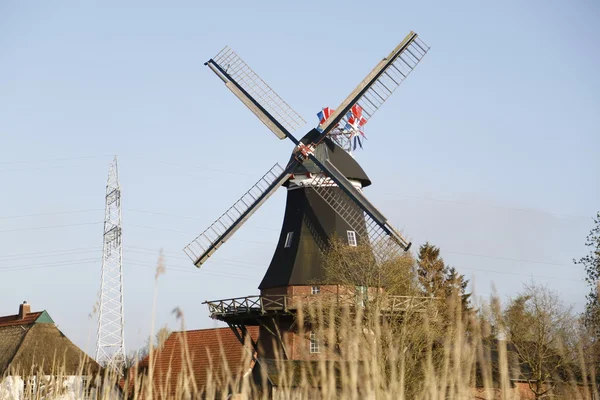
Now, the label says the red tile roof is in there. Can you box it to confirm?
[0,312,42,327]
[129,326,259,398]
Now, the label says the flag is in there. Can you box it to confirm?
[316,104,367,151]
[346,104,367,131]
[353,135,363,150]
[316,107,335,125]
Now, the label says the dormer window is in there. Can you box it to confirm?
[284,232,294,248]
[347,230,357,247]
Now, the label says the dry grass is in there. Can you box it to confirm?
[3,250,597,399]
[3,294,597,400]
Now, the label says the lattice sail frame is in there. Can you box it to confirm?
[184,163,290,267]
[190,32,428,267]
[304,174,408,263]
[324,34,429,151]
[210,47,306,138]
[95,156,126,372]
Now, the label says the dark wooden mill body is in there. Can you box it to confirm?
[203,138,430,371]
[207,138,371,360]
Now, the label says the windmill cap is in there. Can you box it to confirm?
[285,137,371,187]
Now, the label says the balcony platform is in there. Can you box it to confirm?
[204,294,433,324]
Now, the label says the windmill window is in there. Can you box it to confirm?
[347,231,357,247]
[311,286,320,295]
[284,232,294,248]
[310,331,320,353]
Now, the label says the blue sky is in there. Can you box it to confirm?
[1,1,598,356]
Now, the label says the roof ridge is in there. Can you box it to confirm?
[0,311,43,327]
[172,326,240,334]
[0,310,43,319]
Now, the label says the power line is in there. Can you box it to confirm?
[0,185,589,226]
[0,245,583,284]
[125,156,258,178]
[126,224,274,245]
[0,155,111,165]
[445,250,574,268]
[0,164,103,174]
[125,246,265,266]
[125,260,255,280]
[0,260,100,272]
[123,246,579,282]
[0,222,102,233]
[0,209,102,220]
[0,248,101,261]
[124,208,278,232]
[124,248,263,270]
[0,211,583,282]
[0,223,578,272]
[0,154,590,221]
[382,192,590,220]
[459,266,582,283]
[0,155,259,179]
[0,251,256,281]
[126,226,575,269]
[0,246,101,259]
[0,258,100,271]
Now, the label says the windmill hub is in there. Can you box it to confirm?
[294,143,316,162]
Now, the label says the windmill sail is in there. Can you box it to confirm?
[206,47,306,140]
[184,162,295,267]
[318,32,429,144]
[305,156,411,253]
[196,32,425,270]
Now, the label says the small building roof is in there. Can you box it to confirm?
[0,302,99,376]
[130,326,258,398]
[0,311,45,328]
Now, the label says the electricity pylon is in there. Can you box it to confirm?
[96,156,126,372]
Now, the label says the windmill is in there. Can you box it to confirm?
[184,32,429,375]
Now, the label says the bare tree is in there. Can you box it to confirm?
[322,238,420,299]
[502,283,576,399]
[574,211,600,388]
[575,212,600,332]
[318,239,459,397]
[126,325,172,367]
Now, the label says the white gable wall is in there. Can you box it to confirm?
[0,375,121,400]
[0,376,23,400]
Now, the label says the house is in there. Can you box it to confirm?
[127,326,259,399]
[0,301,102,399]
[472,339,596,400]
[129,324,376,399]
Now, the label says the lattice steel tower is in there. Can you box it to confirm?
[96,156,126,371]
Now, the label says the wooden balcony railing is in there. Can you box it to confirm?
[203,294,435,319]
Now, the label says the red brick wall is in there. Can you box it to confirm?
[258,284,387,362]
[257,318,337,361]
[261,284,340,297]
